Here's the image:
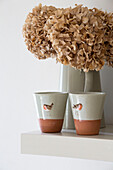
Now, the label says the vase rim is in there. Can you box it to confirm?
[34,91,68,95]
[69,92,106,96]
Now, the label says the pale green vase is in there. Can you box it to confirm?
[60,65,105,129]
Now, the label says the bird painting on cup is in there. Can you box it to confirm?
[73,103,83,111]
[73,103,83,116]
[43,103,54,111]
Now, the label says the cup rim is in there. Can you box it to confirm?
[34,91,68,95]
[69,92,106,96]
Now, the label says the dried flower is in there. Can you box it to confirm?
[23,4,113,72]
[23,3,57,59]
[45,5,107,72]
[103,12,113,67]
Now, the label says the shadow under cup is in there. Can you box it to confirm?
[34,92,68,133]
[70,92,106,135]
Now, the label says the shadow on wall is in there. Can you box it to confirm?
[100,66,113,125]
[81,0,113,12]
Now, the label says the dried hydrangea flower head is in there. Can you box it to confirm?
[45,5,107,72]
[23,3,57,59]
[103,12,113,67]
[23,4,113,72]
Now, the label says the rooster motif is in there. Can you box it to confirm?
[73,103,83,111]
[43,103,54,111]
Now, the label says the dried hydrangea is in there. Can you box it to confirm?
[23,3,57,59]
[103,12,113,67]
[45,5,107,72]
[23,4,113,72]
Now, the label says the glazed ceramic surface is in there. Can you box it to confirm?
[69,92,106,121]
[34,92,68,120]
[60,65,105,129]
[34,92,68,133]
[60,65,85,129]
[69,92,105,135]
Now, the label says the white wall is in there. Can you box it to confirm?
[0,0,113,169]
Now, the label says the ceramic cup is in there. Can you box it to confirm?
[69,92,106,135]
[34,92,68,133]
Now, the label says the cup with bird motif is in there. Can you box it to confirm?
[34,92,68,133]
[69,92,106,135]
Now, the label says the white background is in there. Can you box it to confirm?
[0,0,113,169]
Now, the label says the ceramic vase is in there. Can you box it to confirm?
[34,92,68,133]
[60,65,105,130]
[69,92,106,135]
[60,65,85,129]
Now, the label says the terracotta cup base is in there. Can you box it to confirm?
[74,119,101,135]
[39,119,63,133]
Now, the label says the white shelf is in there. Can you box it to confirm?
[21,125,113,162]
